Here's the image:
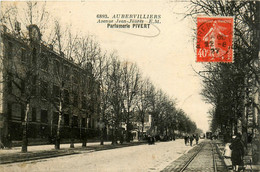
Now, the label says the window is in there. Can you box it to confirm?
[64,113,69,126]
[72,116,78,127]
[21,79,25,94]
[52,85,60,102]
[91,118,95,128]
[7,41,13,59]
[53,112,59,125]
[53,60,60,75]
[64,89,69,105]
[73,70,79,84]
[64,65,70,79]
[32,108,36,122]
[21,48,26,62]
[73,91,78,107]
[81,117,86,127]
[41,110,48,123]
[40,81,48,99]
[7,75,12,94]
[21,105,25,121]
[82,95,86,109]
[7,103,12,120]
[40,54,49,71]
[88,116,92,128]
[31,76,37,95]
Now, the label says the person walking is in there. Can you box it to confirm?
[195,134,199,145]
[229,133,245,172]
[184,135,187,145]
[189,135,194,146]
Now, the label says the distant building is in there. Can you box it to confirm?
[0,24,100,146]
[130,113,152,140]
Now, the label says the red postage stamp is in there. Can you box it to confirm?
[197,17,234,62]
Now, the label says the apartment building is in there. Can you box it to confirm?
[0,24,100,146]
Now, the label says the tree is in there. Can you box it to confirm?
[0,27,43,152]
[1,2,50,38]
[98,53,113,145]
[136,78,153,139]
[121,62,140,142]
[1,1,52,152]
[187,1,260,148]
[107,56,124,144]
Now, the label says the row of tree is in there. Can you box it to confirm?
[187,0,259,150]
[1,2,198,152]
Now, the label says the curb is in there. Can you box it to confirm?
[0,141,147,165]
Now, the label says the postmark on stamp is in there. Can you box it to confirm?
[197,17,234,62]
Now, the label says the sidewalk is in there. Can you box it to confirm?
[0,141,146,164]
[213,139,260,172]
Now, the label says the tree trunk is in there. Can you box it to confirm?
[126,124,130,142]
[82,128,87,147]
[21,103,29,153]
[141,121,144,140]
[111,127,116,145]
[100,127,104,145]
[55,106,62,149]
[126,111,131,142]
[100,114,105,145]
[70,127,74,148]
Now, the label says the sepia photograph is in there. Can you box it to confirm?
[0,0,259,171]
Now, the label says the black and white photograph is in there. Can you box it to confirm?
[0,0,259,171]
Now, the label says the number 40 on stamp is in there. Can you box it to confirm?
[196,17,234,63]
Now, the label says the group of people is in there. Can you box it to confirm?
[184,134,199,146]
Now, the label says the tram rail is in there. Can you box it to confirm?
[178,141,224,172]
[179,142,206,172]
[211,142,218,172]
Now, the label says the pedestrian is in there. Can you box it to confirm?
[223,143,231,158]
[148,135,153,145]
[120,133,124,144]
[172,134,175,141]
[195,135,199,144]
[189,135,194,146]
[184,135,187,145]
[229,133,245,172]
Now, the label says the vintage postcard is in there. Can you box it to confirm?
[0,1,259,171]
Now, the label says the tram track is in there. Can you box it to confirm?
[211,142,218,172]
[161,140,228,172]
[178,141,227,172]
[179,142,206,172]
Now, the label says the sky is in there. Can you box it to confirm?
[2,1,212,132]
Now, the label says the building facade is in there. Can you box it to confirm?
[0,24,100,146]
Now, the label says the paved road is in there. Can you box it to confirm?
[0,139,193,172]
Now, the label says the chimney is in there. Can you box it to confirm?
[0,25,7,33]
[60,51,64,57]
[15,21,21,35]
[49,44,53,50]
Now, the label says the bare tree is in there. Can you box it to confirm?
[121,62,140,142]
[0,28,42,152]
[107,56,124,144]
[97,53,113,145]
[187,1,259,150]
[1,2,50,39]
[136,78,153,139]
[0,2,52,152]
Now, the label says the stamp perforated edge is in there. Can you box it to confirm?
[195,15,235,63]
